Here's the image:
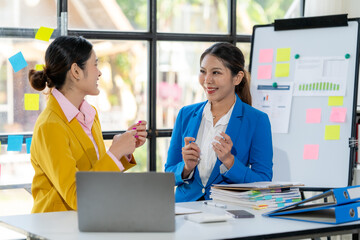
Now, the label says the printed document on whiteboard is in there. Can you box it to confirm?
[251,83,293,133]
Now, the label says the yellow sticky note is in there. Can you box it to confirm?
[275,63,290,77]
[35,26,54,41]
[276,48,291,62]
[328,96,343,106]
[35,64,44,71]
[324,125,340,140]
[24,93,39,111]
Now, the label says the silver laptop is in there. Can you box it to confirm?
[76,171,175,232]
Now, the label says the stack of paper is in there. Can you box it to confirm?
[210,181,304,210]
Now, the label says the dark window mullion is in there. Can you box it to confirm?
[148,0,157,171]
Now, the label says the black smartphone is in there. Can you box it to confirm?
[226,210,255,218]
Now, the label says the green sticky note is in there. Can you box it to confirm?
[35,26,54,42]
[276,48,291,62]
[328,96,343,106]
[24,93,39,110]
[275,63,290,77]
[324,125,340,140]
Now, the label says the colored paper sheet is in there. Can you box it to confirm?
[7,135,23,152]
[8,52,28,73]
[259,49,273,63]
[26,138,32,154]
[35,64,44,71]
[306,108,321,123]
[275,63,290,77]
[35,26,54,42]
[303,144,319,160]
[257,65,272,79]
[328,96,343,106]
[24,93,39,111]
[276,48,291,62]
[330,107,347,123]
[324,125,340,140]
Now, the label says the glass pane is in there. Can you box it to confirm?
[0,38,48,134]
[157,137,171,172]
[104,139,148,172]
[237,0,301,34]
[86,40,148,131]
[68,0,147,31]
[0,150,33,185]
[157,0,228,33]
[157,41,213,129]
[0,0,56,28]
[236,42,251,71]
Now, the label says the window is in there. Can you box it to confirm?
[0,0,303,215]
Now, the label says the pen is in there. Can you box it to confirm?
[204,201,227,209]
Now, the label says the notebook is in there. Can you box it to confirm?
[76,171,175,232]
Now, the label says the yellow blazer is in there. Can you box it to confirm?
[30,94,136,213]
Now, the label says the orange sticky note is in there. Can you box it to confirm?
[330,107,347,123]
[303,144,319,160]
[35,26,54,41]
[24,93,39,111]
[306,108,321,123]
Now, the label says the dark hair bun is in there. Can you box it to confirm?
[28,69,48,91]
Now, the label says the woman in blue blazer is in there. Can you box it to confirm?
[165,43,273,202]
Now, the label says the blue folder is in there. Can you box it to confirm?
[264,185,360,224]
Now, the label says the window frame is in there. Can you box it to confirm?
[0,0,305,189]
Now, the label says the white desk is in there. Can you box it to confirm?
[1,201,360,240]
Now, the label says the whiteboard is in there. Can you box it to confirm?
[249,19,360,189]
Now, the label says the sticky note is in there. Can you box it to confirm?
[275,63,290,77]
[35,26,54,42]
[330,107,347,123]
[324,125,340,140]
[328,96,343,106]
[24,93,40,111]
[276,48,291,62]
[259,49,273,63]
[306,108,321,123]
[257,65,272,79]
[26,138,32,154]
[8,52,28,73]
[7,135,23,152]
[35,64,44,71]
[303,144,319,160]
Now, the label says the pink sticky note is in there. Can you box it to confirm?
[257,65,272,80]
[306,108,321,123]
[303,144,319,160]
[259,49,273,63]
[329,107,347,123]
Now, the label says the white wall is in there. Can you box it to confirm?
[305,0,360,18]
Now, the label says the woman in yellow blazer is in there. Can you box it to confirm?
[28,36,147,213]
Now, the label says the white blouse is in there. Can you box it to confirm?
[195,99,235,187]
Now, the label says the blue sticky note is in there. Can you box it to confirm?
[7,135,23,152]
[26,137,32,154]
[8,52,28,73]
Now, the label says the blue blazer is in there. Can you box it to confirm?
[165,95,273,202]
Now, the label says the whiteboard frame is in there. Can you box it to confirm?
[249,17,360,190]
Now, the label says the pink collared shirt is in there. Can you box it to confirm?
[52,88,129,171]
